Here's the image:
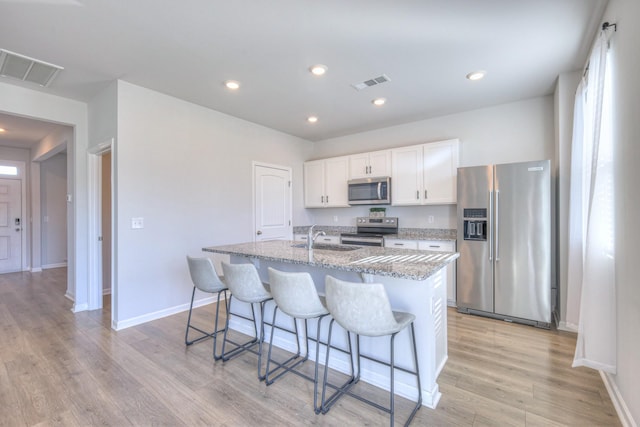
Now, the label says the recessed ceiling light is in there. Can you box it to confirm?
[0,128,5,132]
[307,116,318,123]
[466,71,486,81]
[309,64,328,76]
[224,80,240,90]
[372,98,386,106]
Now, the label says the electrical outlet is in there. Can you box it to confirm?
[333,215,339,222]
[428,215,435,223]
[131,217,144,229]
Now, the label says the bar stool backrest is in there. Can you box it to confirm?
[221,262,271,303]
[268,268,328,318]
[186,256,226,293]
[325,275,400,337]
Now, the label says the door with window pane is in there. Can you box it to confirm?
[0,178,22,273]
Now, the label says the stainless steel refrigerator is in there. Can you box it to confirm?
[456,160,551,328]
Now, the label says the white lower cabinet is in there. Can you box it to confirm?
[294,234,340,244]
[315,235,340,244]
[384,239,419,250]
[418,240,456,307]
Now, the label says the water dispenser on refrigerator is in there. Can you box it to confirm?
[462,208,487,241]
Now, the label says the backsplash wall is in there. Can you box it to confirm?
[307,204,456,229]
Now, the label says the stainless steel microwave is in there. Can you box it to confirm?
[347,177,391,205]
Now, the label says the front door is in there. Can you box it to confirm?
[254,164,292,241]
[0,178,22,273]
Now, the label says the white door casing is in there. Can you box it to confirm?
[254,163,292,241]
[0,178,22,273]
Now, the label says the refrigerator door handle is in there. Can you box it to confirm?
[488,190,493,261]
[495,190,500,261]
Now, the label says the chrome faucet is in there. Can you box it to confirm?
[307,224,326,249]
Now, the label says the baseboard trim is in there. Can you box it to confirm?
[113,296,220,331]
[601,371,637,427]
[31,267,43,273]
[557,320,578,333]
[102,289,111,296]
[64,292,75,302]
[43,262,68,269]
[71,303,88,313]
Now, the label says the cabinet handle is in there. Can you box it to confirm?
[429,245,440,248]
[321,196,324,203]
[416,190,419,200]
[394,243,404,246]
[326,195,329,203]
[322,238,331,241]
[425,190,428,199]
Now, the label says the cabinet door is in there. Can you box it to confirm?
[368,150,391,177]
[391,146,422,206]
[324,156,350,207]
[349,153,370,179]
[422,140,459,204]
[418,240,457,306]
[304,160,326,208]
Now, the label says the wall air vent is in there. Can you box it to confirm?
[351,74,391,91]
[0,49,63,87]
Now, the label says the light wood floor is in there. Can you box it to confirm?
[0,268,620,426]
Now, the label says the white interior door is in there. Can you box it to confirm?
[0,178,22,273]
[254,163,292,241]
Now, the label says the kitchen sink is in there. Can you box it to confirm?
[291,243,362,251]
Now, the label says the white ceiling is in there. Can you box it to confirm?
[0,0,607,144]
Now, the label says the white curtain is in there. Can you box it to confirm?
[566,30,616,373]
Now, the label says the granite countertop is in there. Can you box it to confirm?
[293,225,456,241]
[203,240,459,281]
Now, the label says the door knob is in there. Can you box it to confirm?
[15,228,21,232]
[256,230,262,235]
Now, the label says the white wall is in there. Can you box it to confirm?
[309,96,555,230]
[88,80,117,149]
[113,81,314,326]
[603,0,640,424]
[40,153,67,267]
[0,81,89,311]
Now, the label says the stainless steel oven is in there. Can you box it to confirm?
[340,217,398,247]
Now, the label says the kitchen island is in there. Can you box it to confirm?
[203,240,458,408]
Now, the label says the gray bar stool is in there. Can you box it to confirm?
[321,275,422,427]
[264,268,331,413]
[185,256,228,360]
[219,261,274,380]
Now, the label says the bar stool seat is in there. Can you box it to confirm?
[219,261,274,380]
[321,275,422,427]
[264,268,331,413]
[184,256,228,359]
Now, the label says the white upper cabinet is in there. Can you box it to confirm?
[392,139,459,206]
[304,160,326,208]
[349,150,391,179]
[423,140,460,204]
[390,145,423,205]
[304,156,350,208]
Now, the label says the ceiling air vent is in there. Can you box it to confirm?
[0,49,63,87]
[351,74,391,91]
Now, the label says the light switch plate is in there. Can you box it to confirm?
[131,217,144,229]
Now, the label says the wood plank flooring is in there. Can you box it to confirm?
[0,268,620,426]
